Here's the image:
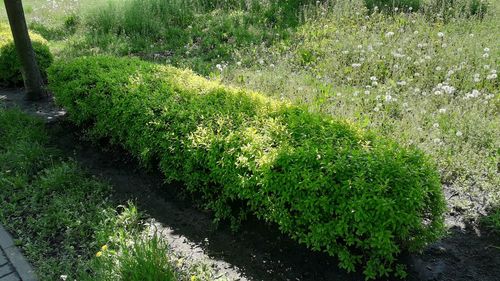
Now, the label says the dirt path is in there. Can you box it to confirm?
[2,89,500,281]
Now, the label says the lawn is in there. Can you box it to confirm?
[0,0,499,279]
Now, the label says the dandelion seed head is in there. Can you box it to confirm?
[487,73,497,80]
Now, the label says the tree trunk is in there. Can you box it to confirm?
[4,0,46,100]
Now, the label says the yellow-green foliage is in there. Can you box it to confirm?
[49,56,445,279]
[0,23,53,86]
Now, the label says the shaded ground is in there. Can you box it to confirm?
[2,89,500,281]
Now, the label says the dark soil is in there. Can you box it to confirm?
[2,89,500,281]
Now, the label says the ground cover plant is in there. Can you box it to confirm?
[0,108,217,281]
[0,23,53,86]
[49,55,446,279]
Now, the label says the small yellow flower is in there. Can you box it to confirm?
[101,245,108,251]
[96,251,103,257]
[190,276,197,281]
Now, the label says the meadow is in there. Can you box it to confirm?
[0,0,499,279]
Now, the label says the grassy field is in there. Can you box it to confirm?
[0,0,499,278]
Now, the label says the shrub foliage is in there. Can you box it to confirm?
[0,23,53,86]
[49,56,445,279]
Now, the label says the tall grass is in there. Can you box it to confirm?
[66,0,327,73]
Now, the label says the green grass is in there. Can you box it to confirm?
[0,108,219,280]
[482,208,500,233]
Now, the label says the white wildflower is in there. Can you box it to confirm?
[487,73,497,80]
[437,32,445,38]
[456,131,463,137]
[442,85,456,94]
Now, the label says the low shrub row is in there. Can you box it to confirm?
[0,23,53,86]
[48,56,445,279]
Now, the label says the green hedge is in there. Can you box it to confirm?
[48,56,445,279]
[0,23,53,86]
